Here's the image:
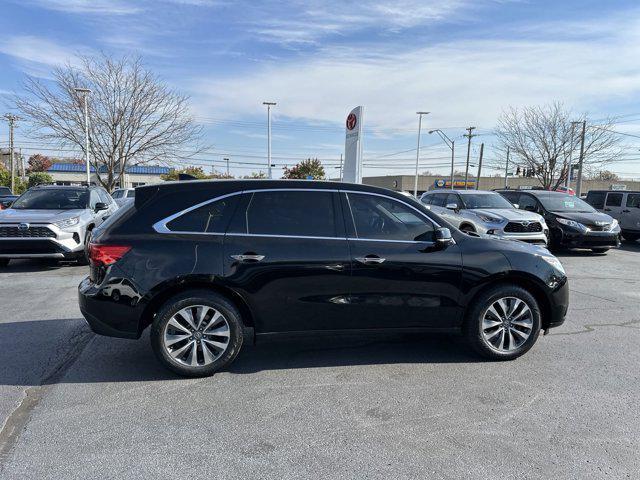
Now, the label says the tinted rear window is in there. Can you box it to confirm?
[605,193,623,207]
[586,192,606,209]
[244,190,337,237]
[166,197,237,233]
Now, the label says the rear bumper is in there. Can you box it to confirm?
[78,277,143,339]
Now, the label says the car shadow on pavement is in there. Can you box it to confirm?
[0,319,478,386]
[2,259,81,273]
[553,241,640,258]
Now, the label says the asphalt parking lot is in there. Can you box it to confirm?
[0,244,639,479]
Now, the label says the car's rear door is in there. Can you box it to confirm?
[621,193,640,232]
[603,192,624,220]
[341,191,463,329]
[221,189,352,333]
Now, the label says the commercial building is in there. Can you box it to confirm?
[46,163,171,189]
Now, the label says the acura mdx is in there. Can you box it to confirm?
[79,180,569,377]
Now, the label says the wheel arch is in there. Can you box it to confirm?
[459,222,476,232]
[464,273,552,329]
[138,278,256,336]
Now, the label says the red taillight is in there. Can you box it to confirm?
[89,244,131,266]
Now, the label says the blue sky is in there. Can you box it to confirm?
[1,0,640,178]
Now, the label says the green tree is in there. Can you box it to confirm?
[282,158,325,180]
[27,172,53,188]
[243,171,267,179]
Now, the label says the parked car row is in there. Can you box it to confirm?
[420,188,623,254]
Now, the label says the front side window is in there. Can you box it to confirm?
[605,193,623,207]
[347,193,434,242]
[431,193,447,207]
[167,197,237,233]
[111,190,123,199]
[517,194,539,212]
[627,194,640,208]
[445,193,460,208]
[245,191,337,237]
[586,192,606,209]
[11,189,89,210]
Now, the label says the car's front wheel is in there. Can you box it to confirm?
[150,290,244,377]
[464,284,541,360]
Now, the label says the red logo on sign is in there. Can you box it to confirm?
[346,113,357,131]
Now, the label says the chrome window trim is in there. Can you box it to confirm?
[152,187,441,240]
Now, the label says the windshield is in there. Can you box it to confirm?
[460,193,514,209]
[537,193,596,213]
[11,189,89,210]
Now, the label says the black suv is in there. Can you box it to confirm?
[79,180,569,377]
[496,189,620,253]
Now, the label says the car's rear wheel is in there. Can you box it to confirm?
[150,290,244,377]
[464,284,541,360]
[80,230,92,265]
[591,248,609,254]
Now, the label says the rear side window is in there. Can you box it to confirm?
[245,191,337,237]
[111,190,123,199]
[347,193,434,242]
[627,194,640,208]
[586,192,606,209]
[166,196,238,233]
[606,193,623,207]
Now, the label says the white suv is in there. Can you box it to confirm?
[585,190,640,242]
[421,190,549,245]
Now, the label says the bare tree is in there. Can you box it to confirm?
[15,54,202,191]
[495,102,621,189]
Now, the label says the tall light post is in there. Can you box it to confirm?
[224,157,230,177]
[429,129,455,189]
[263,102,276,179]
[74,88,91,185]
[414,111,430,197]
[566,121,581,189]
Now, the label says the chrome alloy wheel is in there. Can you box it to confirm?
[163,305,231,367]
[481,297,533,352]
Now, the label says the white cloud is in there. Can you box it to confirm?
[0,36,88,71]
[191,13,640,135]
[26,0,141,15]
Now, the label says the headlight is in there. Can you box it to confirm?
[609,219,619,231]
[556,217,586,231]
[476,214,501,223]
[540,255,565,275]
[54,216,80,229]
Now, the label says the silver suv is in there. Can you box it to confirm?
[420,189,549,245]
[0,185,118,266]
[585,190,640,242]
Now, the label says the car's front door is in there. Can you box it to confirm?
[603,192,624,221]
[342,191,463,329]
[621,193,640,232]
[222,189,352,333]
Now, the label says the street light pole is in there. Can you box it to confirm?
[263,102,276,179]
[463,126,476,190]
[74,88,91,185]
[429,129,454,189]
[576,120,586,197]
[414,111,430,197]
[567,121,580,189]
[224,157,230,177]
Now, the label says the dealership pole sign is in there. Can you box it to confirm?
[343,106,364,183]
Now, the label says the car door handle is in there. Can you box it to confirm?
[355,256,386,264]
[604,208,612,211]
[230,254,265,262]
[622,209,631,213]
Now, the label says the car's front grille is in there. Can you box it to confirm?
[504,221,543,233]
[0,226,56,238]
[587,224,610,232]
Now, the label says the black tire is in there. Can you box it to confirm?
[150,290,244,377]
[79,230,92,265]
[622,233,639,242]
[591,248,609,254]
[0,258,9,267]
[463,284,541,361]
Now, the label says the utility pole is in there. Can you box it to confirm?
[504,146,510,188]
[4,114,18,193]
[224,157,230,177]
[339,154,343,181]
[74,88,91,185]
[263,102,276,179]
[414,111,430,197]
[450,140,455,190]
[566,121,580,189]
[476,143,484,190]
[463,126,476,190]
[576,120,586,196]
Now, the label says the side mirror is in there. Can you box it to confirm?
[435,227,454,245]
[524,205,536,212]
[513,203,519,209]
[445,203,458,210]
[94,202,109,212]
